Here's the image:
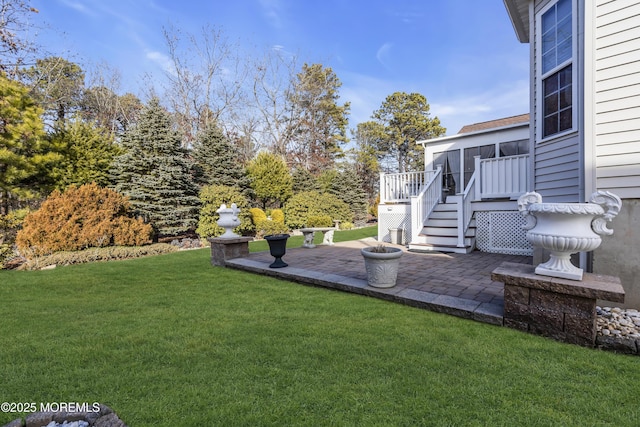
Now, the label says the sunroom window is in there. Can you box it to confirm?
[540,0,573,139]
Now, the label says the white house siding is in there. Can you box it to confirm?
[593,0,640,199]
[531,0,582,202]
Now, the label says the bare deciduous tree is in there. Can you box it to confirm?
[161,24,247,147]
[0,0,39,75]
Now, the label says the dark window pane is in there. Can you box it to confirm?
[500,142,517,156]
[559,107,572,132]
[560,64,572,87]
[560,86,572,109]
[545,93,559,115]
[544,75,558,96]
[518,139,530,154]
[544,115,558,137]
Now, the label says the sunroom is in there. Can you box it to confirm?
[378,114,533,255]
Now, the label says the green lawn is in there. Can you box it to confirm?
[1,231,639,426]
[248,225,378,252]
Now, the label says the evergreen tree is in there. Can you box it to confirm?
[49,118,122,190]
[291,167,320,194]
[370,91,446,173]
[246,152,292,208]
[110,98,200,236]
[329,167,369,227]
[0,72,57,214]
[285,63,350,174]
[192,123,250,193]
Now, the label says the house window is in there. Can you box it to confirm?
[434,150,460,197]
[464,144,495,188]
[499,139,529,157]
[539,0,573,139]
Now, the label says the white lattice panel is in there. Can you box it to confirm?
[475,211,532,255]
[377,204,411,244]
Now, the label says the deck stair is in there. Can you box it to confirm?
[409,199,476,254]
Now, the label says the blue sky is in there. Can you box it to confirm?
[30,0,530,136]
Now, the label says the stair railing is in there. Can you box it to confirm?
[457,167,477,248]
[410,166,442,244]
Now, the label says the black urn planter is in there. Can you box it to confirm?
[264,234,290,268]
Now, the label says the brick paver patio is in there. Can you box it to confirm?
[226,238,532,325]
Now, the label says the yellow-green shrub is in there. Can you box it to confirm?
[270,209,285,223]
[250,208,268,225]
[306,215,333,228]
[16,183,153,256]
[255,219,289,238]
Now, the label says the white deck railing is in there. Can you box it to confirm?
[475,154,530,200]
[458,172,477,248]
[409,166,442,244]
[380,170,436,203]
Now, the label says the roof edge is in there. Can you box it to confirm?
[503,0,530,43]
[417,118,529,146]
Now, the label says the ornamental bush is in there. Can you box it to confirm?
[270,209,285,223]
[249,208,268,225]
[283,191,353,229]
[196,185,253,238]
[255,219,289,238]
[306,215,333,228]
[16,183,153,256]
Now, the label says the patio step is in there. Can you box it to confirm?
[411,201,476,253]
[408,242,475,254]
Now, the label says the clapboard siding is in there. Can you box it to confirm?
[534,135,581,202]
[596,94,640,112]
[594,0,640,198]
[595,129,640,146]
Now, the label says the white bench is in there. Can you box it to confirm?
[299,227,336,248]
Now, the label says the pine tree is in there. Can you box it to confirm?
[291,167,320,194]
[0,73,56,214]
[329,167,369,227]
[192,123,250,193]
[110,98,200,236]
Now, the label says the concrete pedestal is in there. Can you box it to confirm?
[208,236,252,266]
[492,262,625,347]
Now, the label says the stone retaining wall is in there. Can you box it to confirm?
[1,404,126,427]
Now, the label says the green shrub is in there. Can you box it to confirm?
[16,183,153,256]
[306,215,333,228]
[340,221,355,230]
[196,185,253,238]
[19,243,178,270]
[283,191,353,229]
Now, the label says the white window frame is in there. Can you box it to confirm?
[535,0,577,143]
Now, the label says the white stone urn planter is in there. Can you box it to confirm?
[361,245,403,288]
[216,203,241,238]
[518,191,621,281]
